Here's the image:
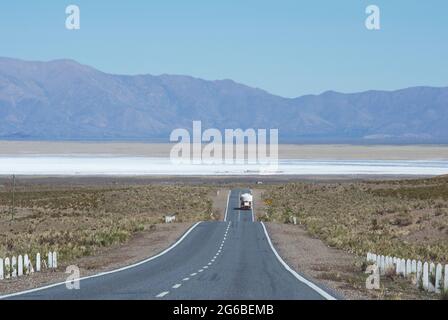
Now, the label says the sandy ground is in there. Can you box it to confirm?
[0,222,192,296]
[1,141,448,160]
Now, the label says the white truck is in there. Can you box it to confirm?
[240,193,253,210]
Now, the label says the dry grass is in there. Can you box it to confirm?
[0,184,216,264]
[261,176,448,264]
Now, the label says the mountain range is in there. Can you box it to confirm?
[0,57,447,143]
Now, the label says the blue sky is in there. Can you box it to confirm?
[0,0,447,97]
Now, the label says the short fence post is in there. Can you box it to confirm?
[429,263,436,292]
[385,256,391,271]
[5,257,10,279]
[406,259,412,278]
[411,260,417,274]
[416,261,423,287]
[400,259,406,277]
[18,255,23,277]
[52,251,57,269]
[48,252,53,269]
[0,258,3,280]
[444,265,448,291]
[11,256,17,278]
[423,262,429,291]
[435,264,443,293]
[395,258,400,275]
[24,254,33,274]
[36,253,41,272]
[24,254,29,274]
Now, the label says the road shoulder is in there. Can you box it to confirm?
[265,222,367,299]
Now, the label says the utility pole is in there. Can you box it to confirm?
[11,174,16,221]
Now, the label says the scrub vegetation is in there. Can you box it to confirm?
[0,183,216,263]
[261,176,448,264]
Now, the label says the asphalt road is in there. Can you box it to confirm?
[3,188,338,300]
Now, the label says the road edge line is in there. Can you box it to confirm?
[0,221,203,299]
[260,222,337,300]
[224,190,231,222]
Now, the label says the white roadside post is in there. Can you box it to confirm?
[52,251,57,269]
[11,256,17,278]
[5,257,10,279]
[380,256,385,275]
[24,254,33,274]
[406,259,412,278]
[416,261,423,288]
[429,263,436,292]
[48,252,53,269]
[445,265,448,291]
[384,256,390,271]
[400,259,406,277]
[0,258,3,280]
[435,264,443,293]
[36,253,41,272]
[24,254,29,274]
[411,260,417,274]
[388,256,393,271]
[423,262,429,291]
[18,255,23,277]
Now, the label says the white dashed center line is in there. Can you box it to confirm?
[154,211,234,298]
[156,291,169,298]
